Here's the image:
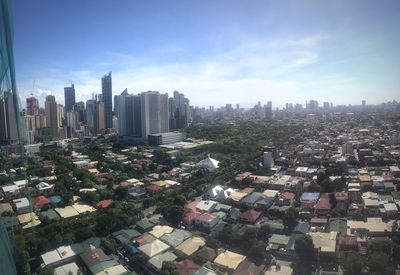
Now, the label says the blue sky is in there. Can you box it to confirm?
[12,0,400,108]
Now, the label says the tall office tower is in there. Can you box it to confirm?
[170,91,190,129]
[267,101,272,108]
[64,84,76,112]
[101,72,112,129]
[0,0,23,153]
[114,89,129,135]
[73,101,85,123]
[323,102,330,109]
[86,98,98,136]
[45,95,59,138]
[57,104,64,127]
[307,100,319,110]
[362,100,366,107]
[140,91,169,138]
[26,96,39,115]
[97,94,105,131]
[236,104,240,110]
[265,105,272,121]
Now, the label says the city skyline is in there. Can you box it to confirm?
[12,0,400,108]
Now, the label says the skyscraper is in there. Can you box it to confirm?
[45,95,59,138]
[64,84,76,112]
[26,96,39,115]
[85,98,98,136]
[0,0,23,152]
[101,72,112,129]
[140,91,169,138]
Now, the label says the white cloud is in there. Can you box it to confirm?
[17,33,348,108]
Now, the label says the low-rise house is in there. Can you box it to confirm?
[41,245,77,267]
[149,225,174,239]
[134,233,156,247]
[148,251,177,270]
[347,218,393,237]
[160,229,192,248]
[0,202,13,215]
[139,239,170,258]
[213,250,246,272]
[13,197,30,214]
[40,209,60,221]
[194,213,219,231]
[232,258,265,275]
[310,217,328,231]
[348,182,361,202]
[193,246,217,264]
[268,234,291,252]
[80,248,123,275]
[308,232,337,256]
[336,236,358,258]
[32,196,50,209]
[176,259,200,275]
[97,199,112,209]
[112,229,141,245]
[54,262,81,275]
[36,182,54,194]
[328,218,347,235]
[383,203,398,218]
[314,193,331,216]
[277,192,296,206]
[363,198,380,217]
[196,200,217,213]
[183,211,200,228]
[293,221,310,234]
[175,237,205,257]
[239,209,262,224]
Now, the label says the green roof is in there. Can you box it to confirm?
[214,203,232,212]
[329,218,347,235]
[136,219,154,231]
[40,209,60,221]
[71,237,101,255]
[89,259,119,275]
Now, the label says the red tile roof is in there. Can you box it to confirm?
[176,259,200,275]
[97,199,113,209]
[335,192,348,201]
[241,187,255,194]
[240,209,262,224]
[32,196,50,207]
[194,246,216,262]
[280,191,296,201]
[145,184,161,192]
[196,212,217,223]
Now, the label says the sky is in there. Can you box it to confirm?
[12,0,400,108]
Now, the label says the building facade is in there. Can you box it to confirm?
[101,72,112,129]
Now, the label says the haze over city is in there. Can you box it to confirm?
[13,0,400,108]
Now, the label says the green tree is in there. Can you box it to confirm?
[248,241,267,265]
[342,252,366,275]
[159,261,179,275]
[294,235,315,274]
[283,207,298,229]
[368,252,393,275]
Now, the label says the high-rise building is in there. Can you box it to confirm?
[0,0,23,152]
[362,100,366,107]
[140,91,169,138]
[45,95,59,138]
[101,72,112,129]
[97,94,105,131]
[26,96,39,115]
[64,84,76,112]
[57,104,64,127]
[85,98,98,136]
[169,91,191,129]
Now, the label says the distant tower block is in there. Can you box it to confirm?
[263,151,274,168]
